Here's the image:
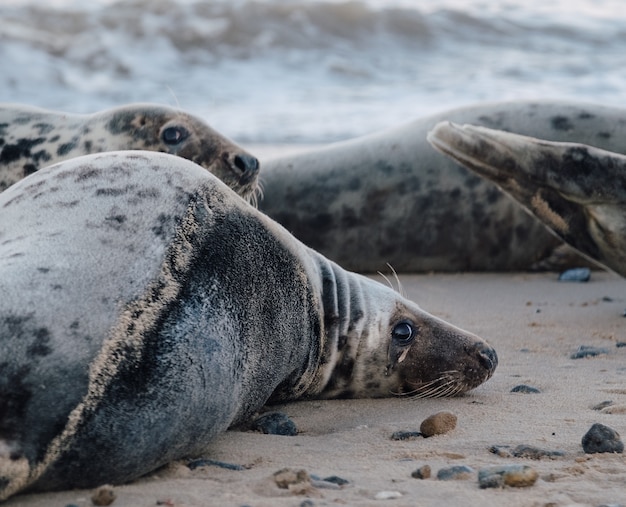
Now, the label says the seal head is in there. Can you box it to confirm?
[428,122,626,276]
[0,103,259,200]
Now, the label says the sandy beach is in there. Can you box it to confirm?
[7,271,625,507]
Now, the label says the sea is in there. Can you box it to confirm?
[2,0,626,144]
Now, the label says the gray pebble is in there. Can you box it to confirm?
[592,401,614,411]
[582,423,624,454]
[558,267,591,282]
[478,465,538,488]
[436,465,474,481]
[510,384,541,394]
[251,411,298,436]
[571,346,610,359]
[391,431,423,441]
[411,465,431,479]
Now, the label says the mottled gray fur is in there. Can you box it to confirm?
[0,152,496,500]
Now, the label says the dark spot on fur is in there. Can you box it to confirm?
[57,140,77,156]
[551,116,574,131]
[578,112,594,120]
[95,187,127,197]
[105,214,127,225]
[0,362,33,441]
[75,167,102,181]
[37,267,50,273]
[48,135,60,143]
[33,123,55,135]
[22,164,37,177]
[27,328,52,357]
[0,138,46,164]
[31,150,51,165]
[84,140,93,152]
[597,132,611,139]
[70,320,80,329]
[0,138,4,147]
[52,284,63,290]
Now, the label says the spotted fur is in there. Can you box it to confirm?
[0,103,259,201]
[0,151,496,499]
[428,122,626,276]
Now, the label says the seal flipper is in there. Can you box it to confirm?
[428,122,626,277]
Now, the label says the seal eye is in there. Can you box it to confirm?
[162,126,189,145]
[391,322,414,344]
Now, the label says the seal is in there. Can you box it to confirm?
[427,122,626,277]
[260,100,626,272]
[0,103,259,200]
[0,151,497,500]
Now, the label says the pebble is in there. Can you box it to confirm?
[274,468,311,489]
[420,411,457,437]
[616,342,626,348]
[510,384,541,394]
[91,485,116,506]
[411,465,432,479]
[252,411,298,436]
[558,267,591,282]
[490,444,565,459]
[592,400,614,411]
[581,423,624,454]
[478,465,539,489]
[436,465,474,481]
[186,458,245,471]
[571,346,610,359]
[391,430,423,441]
[374,491,403,500]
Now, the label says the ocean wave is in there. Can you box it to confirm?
[2,0,626,142]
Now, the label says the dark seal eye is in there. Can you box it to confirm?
[392,322,414,344]
[162,126,189,145]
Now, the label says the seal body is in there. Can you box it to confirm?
[0,151,496,500]
[0,103,259,199]
[428,122,626,277]
[260,100,626,272]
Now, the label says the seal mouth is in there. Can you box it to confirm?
[393,371,471,399]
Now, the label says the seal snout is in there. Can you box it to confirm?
[474,341,498,378]
[230,152,260,185]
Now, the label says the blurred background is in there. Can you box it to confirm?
[2,0,626,144]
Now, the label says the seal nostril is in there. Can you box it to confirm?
[476,344,498,372]
[233,154,259,175]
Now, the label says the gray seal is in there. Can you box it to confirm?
[427,122,626,277]
[260,100,626,272]
[0,151,497,500]
[0,103,259,200]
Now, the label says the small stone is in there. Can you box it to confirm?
[252,411,298,436]
[374,491,403,500]
[592,400,614,411]
[616,342,626,348]
[558,267,591,282]
[511,444,565,459]
[186,458,244,471]
[582,423,624,454]
[489,445,513,458]
[420,411,457,437]
[411,465,431,479]
[436,465,474,481]
[321,475,349,486]
[571,346,610,359]
[274,468,311,489]
[510,384,541,394]
[390,431,423,440]
[478,465,539,489]
[91,485,116,506]
[300,501,315,507]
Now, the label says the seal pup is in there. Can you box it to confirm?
[0,151,497,500]
[427,122,626,277]
[260,100,626,272]
[0,103,259,200]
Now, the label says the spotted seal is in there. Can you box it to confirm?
[0,103,259,200]
[427,122,626,277]
[0,151,497,500]
[260,100,626,272]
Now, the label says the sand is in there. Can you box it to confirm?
[7,271,625,507]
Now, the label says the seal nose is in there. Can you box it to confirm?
[475,342,498,374]
[232,153,260,185]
